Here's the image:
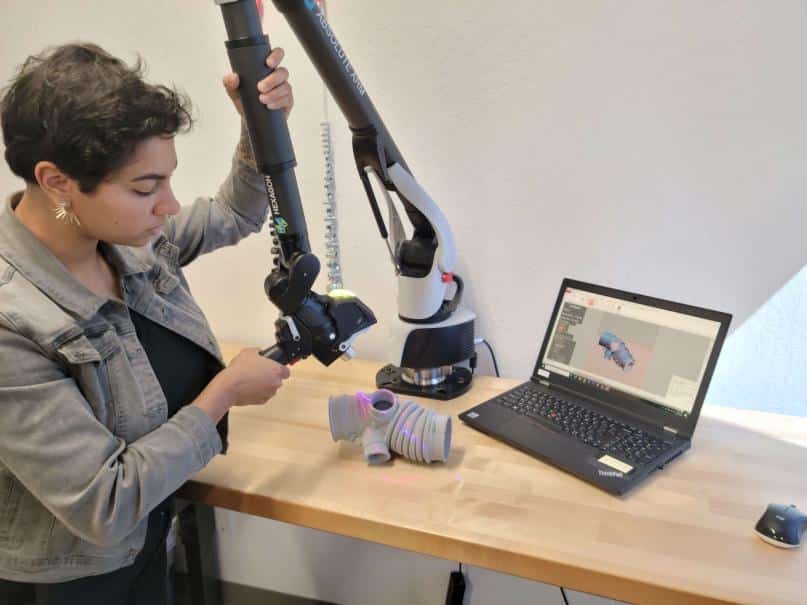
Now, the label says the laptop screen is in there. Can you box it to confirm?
[537,285,723,418]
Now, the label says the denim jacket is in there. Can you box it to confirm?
[0,154,267,582]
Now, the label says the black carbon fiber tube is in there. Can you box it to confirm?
[270,0,434,240]
[218,0,310,258]
[272,0,406,170]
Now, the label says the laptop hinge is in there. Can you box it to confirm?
[663,426,678,435]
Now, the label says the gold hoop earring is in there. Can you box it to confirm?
[53,200,81,227]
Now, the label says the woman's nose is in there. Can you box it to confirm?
[154,187,181,217]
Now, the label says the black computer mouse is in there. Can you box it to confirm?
[754,503,807,549]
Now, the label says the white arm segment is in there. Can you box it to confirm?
[386,163,458,320]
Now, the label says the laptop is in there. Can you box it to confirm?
[459,278,732,495]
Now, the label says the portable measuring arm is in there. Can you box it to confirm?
[216,1,475,399]
[216,0,376,366]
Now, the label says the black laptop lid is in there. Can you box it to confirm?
[532,279,732,440]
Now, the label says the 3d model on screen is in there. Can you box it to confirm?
[598,332,635,371]
[329,389,452,465]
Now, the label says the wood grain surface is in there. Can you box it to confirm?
[177,343,807,605]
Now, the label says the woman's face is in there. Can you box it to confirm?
[72,136,181,247]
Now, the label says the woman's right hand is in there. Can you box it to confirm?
[194,348,290,422]
[217,347,291,406]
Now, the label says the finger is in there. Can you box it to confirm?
[285,86,294,116]
[265,358,290,378]
[271,367,290,384]
[257,67,288,93]
[259,85,292,109]
[258,84,291,105]
[261,94,292,112]
[223,73,240,91]
[266,47,285,69]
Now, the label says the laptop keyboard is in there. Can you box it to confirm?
[495,383,673,465]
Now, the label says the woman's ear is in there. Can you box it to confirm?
[33,161,76,203]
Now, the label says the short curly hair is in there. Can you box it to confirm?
[1,42,193,193]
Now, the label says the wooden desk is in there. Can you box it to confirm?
[177,344,807,605]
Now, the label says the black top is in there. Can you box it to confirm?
[130,309,224,421]
[130,310,227,516]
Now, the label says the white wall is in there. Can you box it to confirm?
[2,1,806,602]
[210,509,624,605]
[211,510,572,605]
[706,265,807,415]
[3,1,805,383]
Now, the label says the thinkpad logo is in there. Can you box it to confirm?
[598,469,624,478]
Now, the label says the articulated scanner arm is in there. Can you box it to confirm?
[215,0,465,368]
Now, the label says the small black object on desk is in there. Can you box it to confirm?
[754,504,807,549]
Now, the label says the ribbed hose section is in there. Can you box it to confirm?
[387,400,452,464]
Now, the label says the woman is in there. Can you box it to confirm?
[0,41,294,603]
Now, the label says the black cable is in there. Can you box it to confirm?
[481,339,500,377]
[560,586,570,605]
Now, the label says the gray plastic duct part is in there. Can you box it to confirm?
[328,389,452,465]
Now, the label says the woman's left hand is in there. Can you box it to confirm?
[223,47,293,119]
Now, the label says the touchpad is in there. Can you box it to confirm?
[462,402,519,431]
[501,416,573,454]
